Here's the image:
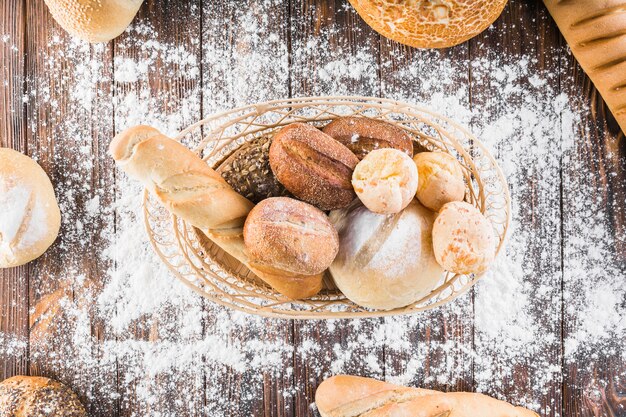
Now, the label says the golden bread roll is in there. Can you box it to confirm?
[110,126,322,300]
[44,0,143,43]
[348,0,508,49]
[544,0,626,133]
[269,123,359,210]
[322,116,414,159]
[329,200,443,310]
[244,197,339,276]
[432,201,496,274]
[352,148,418,214]
[0,376,86,417]
[0,148,61,268]
[414,151,465,211]
[316,375,538,417]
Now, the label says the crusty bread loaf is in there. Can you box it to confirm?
[329,199,443,310]
[315,375,538,417]
[0,376,86,417]
[44,0,143,43]
[244,197,339,276]
[348,0,508,49]
[544,0,626,134]
[269,123,359,210]
[0,148,61,268]
[322,117,414,159]
[110,126,322,299]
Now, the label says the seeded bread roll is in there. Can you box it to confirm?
[44,0,144,43]
[322,116,414,160]
[329,199,443,310]
[218,136,289,203]
[244,197,339,276]
[269,123,359,210]
[0,376,86,417]
[348,0,508,49]
[0,148,61,268]
[432,201,496,274]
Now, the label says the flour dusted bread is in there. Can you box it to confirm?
[44,0,144,43]
[0,376,86,417]
[316,375,538,417]
[348,0,508,49]
[110,126,323,299]
[544,0,626,134]
[0,148,61,268]
[329,200,443,310]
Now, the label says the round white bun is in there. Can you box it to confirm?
[329,199,444,310]
[0,148,61,268]
[432,201,496,274]
[44,0,144,43]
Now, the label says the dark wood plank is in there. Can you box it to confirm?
[201,1,294,416]
[377,4,474,397]
[289,2,385,416]
[112,1,204,416]
[468,2,563,415]
[558,15,626,417]
[23,0,117,415]
[0,0,28,381]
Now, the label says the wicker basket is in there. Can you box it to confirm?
[143,96,511,319]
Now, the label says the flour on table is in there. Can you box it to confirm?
[1,3,624,417]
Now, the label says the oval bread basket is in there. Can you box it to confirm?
[143,96,511,319]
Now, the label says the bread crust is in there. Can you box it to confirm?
[0,376,86,417]
[348,0,508,49]
[44,0,144,43]
[0,148,61,268]
[269,123,359,211]
[244,197,339,276]
[322,117,414,160]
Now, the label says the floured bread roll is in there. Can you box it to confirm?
[0,148,61,268]
[329,200,443,310]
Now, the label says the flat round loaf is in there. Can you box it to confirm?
[432,201,496,274]
[348,0,508,49]
[244,197,339,276]
[269,123,359,210]
[0,148,61,268]
[0,376,86,417]
[44,0,144,43]
[322,117,414,160]
[352,148,418,214]
[329,200,443,310]
[414,151,465,211]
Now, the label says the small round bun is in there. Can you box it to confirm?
[244,197,339,276]
[0,148,61,268]
[432,201,496,274]
[329,200,443,310]
[414,151,465,211]
[352,148,418,214]
[322,116,413,160]
[348,0,508,49]
[44,0,144,43]
[0,376,86,417]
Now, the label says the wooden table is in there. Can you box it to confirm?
[1,1,625,416]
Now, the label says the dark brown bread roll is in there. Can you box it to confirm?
[0,376,86,417]
[243,197,339,276]
[322,116,414,160]
[269,123,359,210]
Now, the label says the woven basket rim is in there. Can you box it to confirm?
[143,96,511,319]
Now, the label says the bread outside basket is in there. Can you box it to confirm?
[143,96,511,319]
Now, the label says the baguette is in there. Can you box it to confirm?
[544,0,626,133]
[315,375,538,417]
[109,126,323,300]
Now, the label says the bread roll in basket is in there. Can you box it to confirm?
[140,97,510,319]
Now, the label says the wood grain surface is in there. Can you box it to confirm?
[1,1,625,416]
